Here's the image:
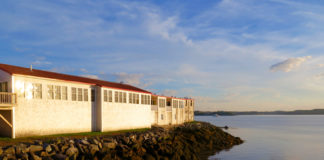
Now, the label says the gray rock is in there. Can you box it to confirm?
[76,143,85,154]
[16,143,28,154]
[4,147,15,155]
[98,142,102,149]
[51,144,60,152]
[46,145,52,153]
[61,145,69,153]
[53,153,68,160]
[3,154,16,160]
[69,140,74,144]
[122,137,130,144]
[92,139,99,145]
[31,152,42,160]
[103,138,113,142]
[66,147,78,157]
[40,151,47,157]
[81,140,90,145]
[29,145,43,153]
[22,153,29,160]
[34,140,43,145]
[89,144,99,155]
[104,142,116,149]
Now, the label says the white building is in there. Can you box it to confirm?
[0,64,194,138]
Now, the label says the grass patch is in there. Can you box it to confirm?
[0,128,150,143]
[187,121,200,124]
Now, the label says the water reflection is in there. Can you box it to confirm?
[196,115,324,160]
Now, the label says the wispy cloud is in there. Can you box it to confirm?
[80,74,99,79]
[270,56,312,72]
[3,0,324,111]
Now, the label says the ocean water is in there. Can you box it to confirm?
[195,115,324,160]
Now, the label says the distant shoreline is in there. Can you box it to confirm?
[195,109,324,116]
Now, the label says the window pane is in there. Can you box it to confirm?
[91,89,95,102]
[62,86,67,100]
[84,89,88,101]
[123,92,126,103]
[33,83,42,99]
[55,86,61,100]
[78,88,83,101]
[136,94,139,104]
[72,87,76,101]
[108,90,112,102]
[47,85,54,99]
[118,92,123,103]
[104,90,108,102]
[141,95,144,104]
[115,91,119,103]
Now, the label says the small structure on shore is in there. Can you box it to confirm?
[0,63,194,138]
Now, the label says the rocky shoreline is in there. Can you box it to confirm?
[0,122,243,160]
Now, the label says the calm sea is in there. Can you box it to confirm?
[195,115,324,160]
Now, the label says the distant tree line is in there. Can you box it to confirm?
[195,109,324,116]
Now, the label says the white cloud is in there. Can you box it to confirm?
[80,68,88,73]
[113,72,152,88]
[145,12,192,45]
[270,56,312,72]
[160,89,178,97]
[31,57,52,66]
[80,74,99,79]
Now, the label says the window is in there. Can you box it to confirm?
[129,93,133,103]
[161,114,164,120]
[141,95,144,104]
[55,86,61,100]
[179,101,184,108]
[159,99,165,108]
[175,114,177,120]
[0,82,8,92]
[129,93,140,104]
[108,90,112,102]
[115,91,119,102]
[115,91,126,103]
[84,89,88,101]
[141,95,150,105]
[135,94,139,104]
[33,83,42,99]
[91,89,95,102]
[173,100,179,108]
[140,95,151,105]
[104,90,108,102]
[47,85,54,100]
[78,88,83,101]
[146,95,151,105]
[118,92,122,103]
[123,92,126,103]
[132,93,136,103]
[72,87,77,101]
[62,86,68,100]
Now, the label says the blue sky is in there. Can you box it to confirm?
[1,0,324,111]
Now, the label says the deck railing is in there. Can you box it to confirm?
[0,92,16,106]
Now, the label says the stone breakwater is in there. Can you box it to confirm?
[0,122,243,160]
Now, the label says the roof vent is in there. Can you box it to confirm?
[30,65,33,71]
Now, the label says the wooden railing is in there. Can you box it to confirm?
[0,92,16,107]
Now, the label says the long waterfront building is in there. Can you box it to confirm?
[0,64,194,138]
